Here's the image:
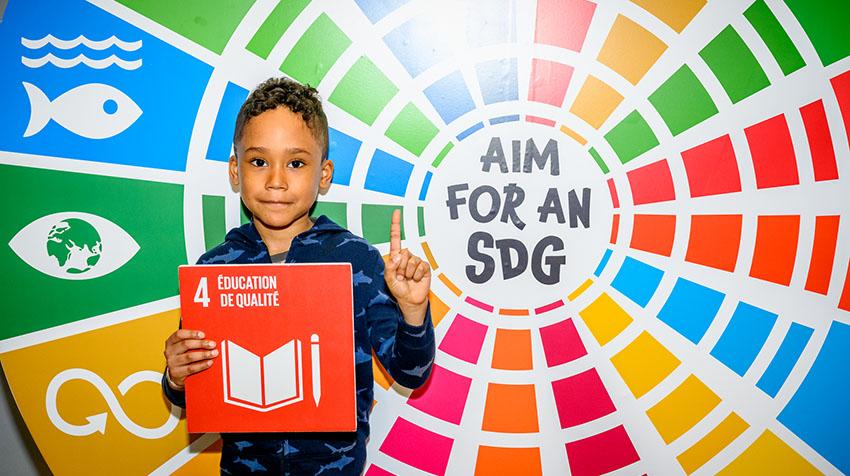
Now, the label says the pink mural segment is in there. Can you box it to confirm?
[566,425,640,476]
[534,0,597,52]
[528,59,574,107]
[379,417,454,475]
[407,364,473,425]
[438,314,488,364]
[552,368,616,428]
[539,318,587,366]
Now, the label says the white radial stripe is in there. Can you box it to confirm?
[148,432,220,476]
[21,53,142,70]
[0,150,186,184]
[21,34,142,51]
[0,296,178,353]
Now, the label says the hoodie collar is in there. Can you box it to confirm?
[224,215,345,251]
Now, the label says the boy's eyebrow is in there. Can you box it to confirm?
[242,146,313,155]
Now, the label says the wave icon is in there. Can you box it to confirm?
[21,53,142,70]
[21,34,142,51]
[22,82,142,140]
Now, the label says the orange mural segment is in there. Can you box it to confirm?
[482,383,539,433]
[491,329,533,371]
[686,215,743,272]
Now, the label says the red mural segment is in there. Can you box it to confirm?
[800,99,840,182]
[627,159,676,205]
[681,134,742,197]
[744,114,800,189]
[528,59,574,107]
[831,70,850,151]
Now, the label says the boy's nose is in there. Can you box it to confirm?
[266,165,288,190]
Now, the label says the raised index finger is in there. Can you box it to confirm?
[390,209,401,255]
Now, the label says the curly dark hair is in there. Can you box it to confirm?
[232,77,329,160]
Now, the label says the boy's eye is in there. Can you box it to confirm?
[288,160,305,169]
[249,158,268,167]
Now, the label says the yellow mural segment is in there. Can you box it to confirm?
[677,412,749,474]
[611,330,680,398]
[718,430,822,475]
[646,374,720,444]
[579,292,633,345]
[570,75,624,128]
[597,15,667,85]
[629,0,706,33]
[0,309,190,475]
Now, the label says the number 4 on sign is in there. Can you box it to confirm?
[194,277,210,307]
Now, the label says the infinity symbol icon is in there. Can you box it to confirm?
[45,369,181,439]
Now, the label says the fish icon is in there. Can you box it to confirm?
[22,82,142,139]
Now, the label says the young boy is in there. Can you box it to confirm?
[162,78,435,475]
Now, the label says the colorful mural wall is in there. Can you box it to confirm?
[1,0,849,474]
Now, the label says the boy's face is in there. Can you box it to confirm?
[229,107,333,234]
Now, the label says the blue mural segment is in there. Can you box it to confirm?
[757,323,813,397]
[476,58,518,104]
[490,114,520,125]
[424,71,476,124]
[0,0,212,171]
[593,249,612,277]
[364,149,413,197]
[710,302,777,376]
[779,321,850,473]
[384,16,453,77]
[610,256,663,307]
[457,122,484,141]
[207,82,249,162]
[419,171,432,201]
[466,0,516,47]
[355,0,409,23]
[657,278,725,344]
[328,128,362,186]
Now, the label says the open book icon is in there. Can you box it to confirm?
[221,339,305,412]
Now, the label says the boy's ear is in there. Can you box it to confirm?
[228,154,239,188]
[319,159,334,194]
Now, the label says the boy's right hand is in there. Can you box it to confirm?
[163,329,218,391]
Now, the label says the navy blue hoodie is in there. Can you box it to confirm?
[163,215,435,475]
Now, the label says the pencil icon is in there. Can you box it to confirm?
[311,334,321,406]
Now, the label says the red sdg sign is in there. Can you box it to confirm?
[178,263,355,433]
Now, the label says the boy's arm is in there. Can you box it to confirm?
[161,370,186,408]
[366,250,435,389]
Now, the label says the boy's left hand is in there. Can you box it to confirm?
[385,209,431,326]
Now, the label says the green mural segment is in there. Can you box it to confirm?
[116,0,255,55]
[744,0,805,76]
[786,0,850,67]
[247,0,310,59]
[361,204,404,245]
[312,201,348,228]
[432,142,454,168]
[700,26,770,104]
[202,195,225,251]
[649,65,718,136]
[329,57,399,125]
[417,207,426,237]
[279,13,351,87]
[385,103,439,157]
[604,110,659,164]
[0,165,186,340]
[588,147,609,174]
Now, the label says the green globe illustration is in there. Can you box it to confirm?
[46,218,102,274]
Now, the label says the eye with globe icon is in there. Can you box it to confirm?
[46,218,103,275]
[1,1,850,475]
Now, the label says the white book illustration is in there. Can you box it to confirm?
[221,339,305,412]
